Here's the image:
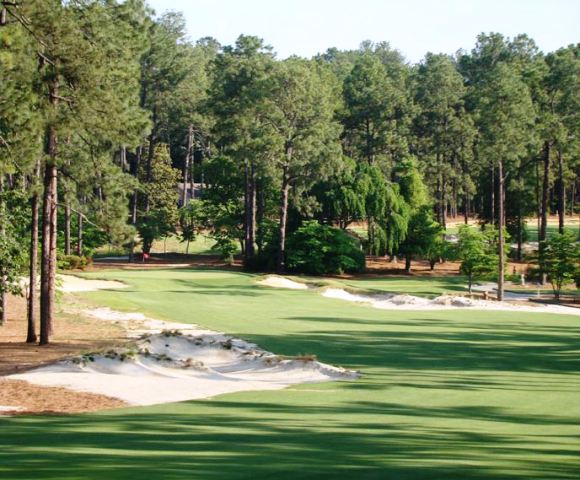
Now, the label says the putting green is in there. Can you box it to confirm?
[1,269,579,479]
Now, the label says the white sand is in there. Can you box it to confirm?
[57,274,127,292]
[257,276,308,290]
[322,288,579,315]
[0,406,24,413]
[10,308,358,406]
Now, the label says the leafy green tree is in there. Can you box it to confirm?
[343,53,410,169]
[0,187,28,324]
[2,0,149,344]
[413,53,475,227]
[398,206,443,272]
[542,46,579,234]
[455,225,498,294]
[210,35,276,261]
[476,62,534,300]
[137,144,180,254]
[286,221,365,274]
[425,235,451,271]
[263,58,343,272]
[312,156,367,229]
[179,202,203,254]
[539,230,580,299]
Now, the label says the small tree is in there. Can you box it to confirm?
[425,235,450,271]
[398,206,442,272]
[137,144,180,254]
[286,221,365,275]
[539,231,580,300]
[179,202,206,254]
[0,188,28,325]
[455,225,498,294]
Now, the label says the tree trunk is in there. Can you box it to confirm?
[536,157,541,239]
[540,141,551,243]
[182,124,193,207]
[0,176,5,325]
[128,147,141,262]
[40,160,57,345]
[256,180,265,254]
[76,208,83,257]
[516,204,523,262]
[441,175,447,229]
[27,162,41,343]
[40,72,60,345]
[64,199,71,256]
[244,160,256,261]
[490,164,495,225]
[497,160,505,302]
[405,255,411,273]
[557,148,565,234]
[144,111,157,214]
[277,169,290,274]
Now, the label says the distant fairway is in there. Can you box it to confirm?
[1,269,579,479]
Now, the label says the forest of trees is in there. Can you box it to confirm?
[0,1,578,344]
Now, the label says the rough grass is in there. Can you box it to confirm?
[1,269,579,479]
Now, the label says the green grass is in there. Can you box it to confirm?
[150,234,218,255]
[1,269,579,479]
[94,234,221,258]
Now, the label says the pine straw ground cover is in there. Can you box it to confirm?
[1,268,579,479]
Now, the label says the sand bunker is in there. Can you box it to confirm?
[57,274,127,293]
[257,276,308,290]
[322,288,579,315]
[10,309,357,406]
[0,405,24,414]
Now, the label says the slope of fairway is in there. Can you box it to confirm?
[1,269,579,479]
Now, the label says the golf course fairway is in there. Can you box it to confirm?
[1,269,579,479]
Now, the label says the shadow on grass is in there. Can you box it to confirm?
[1,398,579,480]
[2,301,580,479]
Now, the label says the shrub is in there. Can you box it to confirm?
[285,221,365,275]
[539,230,580,299]
[57,254,91,270]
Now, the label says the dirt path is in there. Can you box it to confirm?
[0,294,129,415]
[0,295,127,376]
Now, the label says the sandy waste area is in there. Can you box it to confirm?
[8,276,357,408]
[321,288,579,315]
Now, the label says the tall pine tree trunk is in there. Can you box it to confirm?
[490,164,495,225]
[516,203,523,262]
[277,167,290,274]
[128,147,141,262]
[557,148,565,234]
[144,110,157,214]
[497,160,505,301]
[441,175,447,229]
[256,180,265,254]
[40,159,58,345]
[182,125,193,207]
[27,161,41,343]
[76,201,84,257]
[540,141,551,243]
[0,176,5,325]
[244,160,256,261]
[39,70,60,345]
[64,199,71,255]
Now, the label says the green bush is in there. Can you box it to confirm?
[211,235,238,264]
[286,221,365,275]
[57,254,91,270]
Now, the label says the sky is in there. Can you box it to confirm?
[146,0,579,63]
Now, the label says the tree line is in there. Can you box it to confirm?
[0,1,578,344]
